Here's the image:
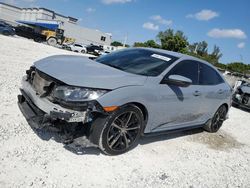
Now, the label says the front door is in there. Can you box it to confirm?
[151,60,204,132]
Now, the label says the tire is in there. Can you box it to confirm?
[89,105,144,155]
[2,31,10,36]
[47,37,57,46]
[34,37,42,42]
[81,49,86,54]
[203,105,227,133]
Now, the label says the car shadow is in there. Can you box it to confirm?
[20,102,204,156]
[29,124,102,155]
[168,85,184,101]
[139,128,203,146]
[19,106,101,155]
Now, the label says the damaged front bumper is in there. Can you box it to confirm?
[232,97,250,110]
[18,77,103,130]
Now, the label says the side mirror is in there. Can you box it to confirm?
[161,74,192,87]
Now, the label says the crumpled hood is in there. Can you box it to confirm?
[240,85,250,94]
[34,55,147,90]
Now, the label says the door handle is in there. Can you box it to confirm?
[193,90,201,96]
[217,89,224,94]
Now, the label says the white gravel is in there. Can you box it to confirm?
[0,35,250,188]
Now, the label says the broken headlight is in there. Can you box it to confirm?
[52,86,108,102]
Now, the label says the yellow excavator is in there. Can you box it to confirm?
[41,29,75,46]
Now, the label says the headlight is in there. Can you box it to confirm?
[52,86,108,102]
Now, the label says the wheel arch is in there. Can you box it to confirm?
[124,102,149,134]
[221,103,229,113]
[128,102,148,122]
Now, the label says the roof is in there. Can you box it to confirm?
[139,47,184,58]
[138,47,214,64]
[0,2,78,22]
[0,2,22,10]
[16,20,59,30]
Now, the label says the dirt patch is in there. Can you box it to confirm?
[188,130,244,151]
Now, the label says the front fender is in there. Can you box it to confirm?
[96,85,154,133]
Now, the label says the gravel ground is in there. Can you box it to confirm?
[0,35,250,188]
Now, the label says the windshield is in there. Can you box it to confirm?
[95,48,178,76]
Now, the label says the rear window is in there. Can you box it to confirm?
[96,48,178,76]
[199,63,224,85]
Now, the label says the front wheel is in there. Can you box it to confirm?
[47,37,57,46]
[89,105,144,155]
[203,105,227,133]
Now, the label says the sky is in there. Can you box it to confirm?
[2,0,250,64]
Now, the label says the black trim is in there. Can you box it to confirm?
[144,124,204,137]
[0,2,22,10]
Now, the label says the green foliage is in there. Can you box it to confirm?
[226,62,250,74]
[187,41,222,64]
[133,40,160,48]
[111,41,130,47]
[157,29,189,52]
[111,41,123,47]
[132,28,248,73]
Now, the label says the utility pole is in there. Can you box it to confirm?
[194,44,198,54]
[123,33,128,47]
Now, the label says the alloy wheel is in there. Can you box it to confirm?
[107,111,141,151]
[211,105,227,132]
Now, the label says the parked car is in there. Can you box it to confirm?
[18,48,232,155]
[86,44,104,55]
[232,80,250,109]
[0,22,15,36]
[68,43,87,53]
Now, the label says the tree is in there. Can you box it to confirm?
[157,29,189,52]
[227,62,250,74]
[188,42,222,64]
[133,40,160,48]
[111,41,123,47]
[197,41,208,56]
[210,45,223,62]
[133,42,146,47]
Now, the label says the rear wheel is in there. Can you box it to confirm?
[47,37,57,46]
[34,37,42,42]
[89,105,144,155]
[81,49,86,53]
[203,105,227,133]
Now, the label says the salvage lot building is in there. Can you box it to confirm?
[0,2,112,45]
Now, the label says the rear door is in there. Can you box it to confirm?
[198,62,227,118]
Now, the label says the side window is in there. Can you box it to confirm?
[199,63,224,85]
[101,36,106,41]
[75,44,82,47]
[167,60,199,85]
